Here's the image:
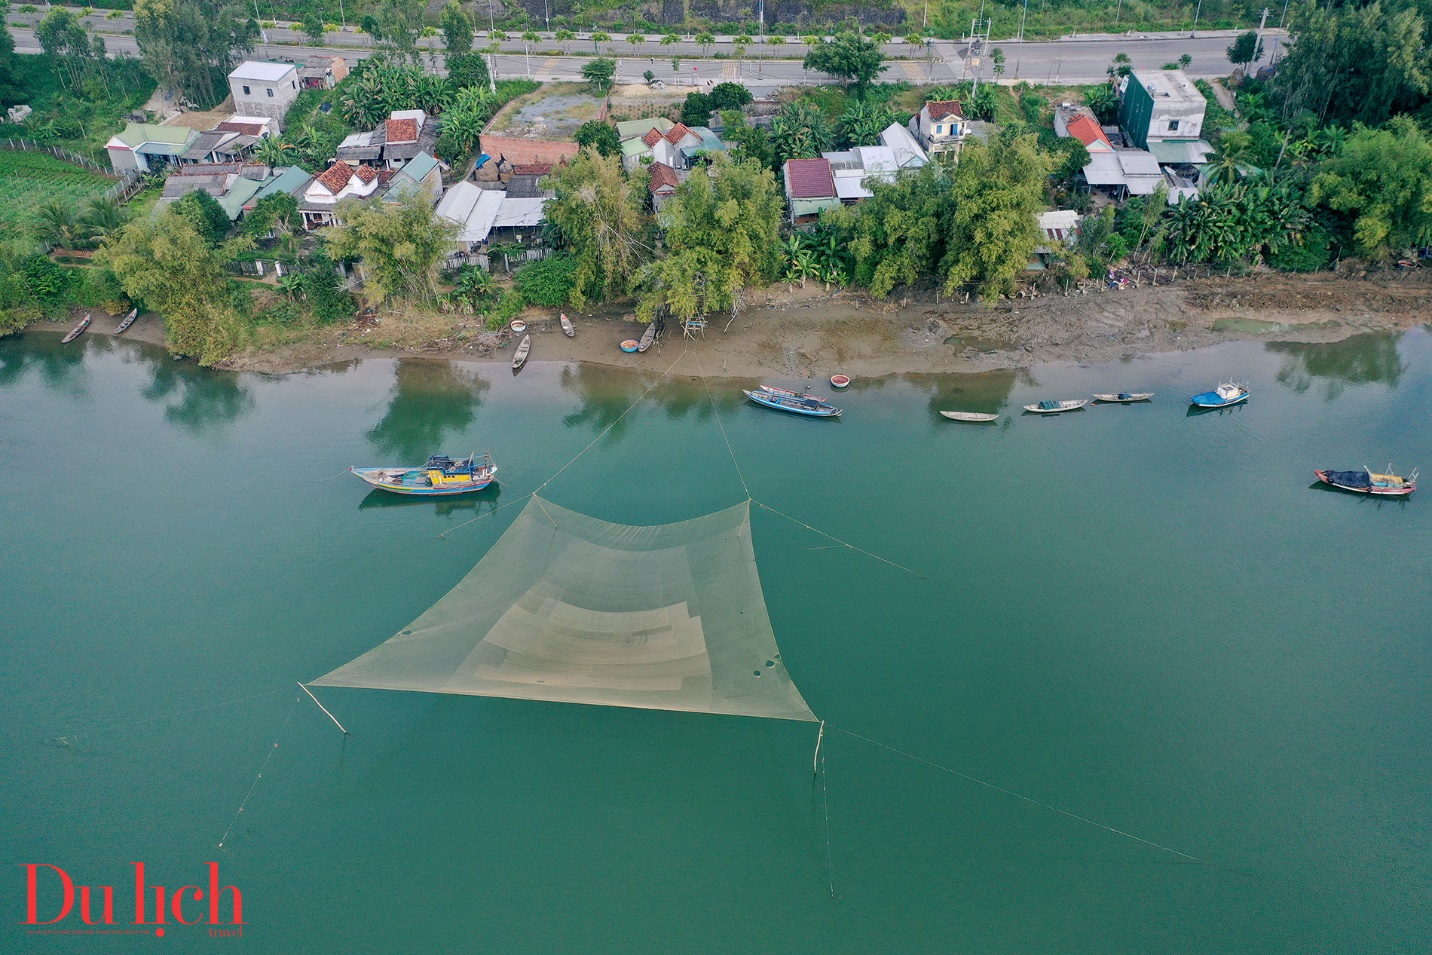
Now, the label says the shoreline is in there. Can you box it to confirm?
[27,269,1432,380]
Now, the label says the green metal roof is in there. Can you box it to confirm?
[620,138,650,159]
[217,177,264,220]
[248,166,312,206]
[615,117,671,141]
[114,123,197,149]
[398,151,439,184]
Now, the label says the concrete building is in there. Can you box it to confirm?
[911,100,967,156]
[104,123,198,175]
[1118,69,1213,164]
[227,62,302,130]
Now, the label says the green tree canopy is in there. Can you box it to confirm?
[441,1,473,56]
[134,0,257,106]
[636,156,784,321]
[0,13,24,108]
[574,120,621,157]
[172,190,231,247]
[1272,1,1429,125]
[1310,117,1432,257]
[709,82,753,111]
[939,133,1053,301]
[322,193,457,306]
[544,147,653,308]
[1226,30,1263,68]
[446,52,490,90]
[98,208,245,365]
[681,91,713,127]
[802,31,886,98]
[827,163,949,297]
[771,100,833,164]
[581,57,617,93]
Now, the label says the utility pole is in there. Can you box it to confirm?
[1194,0,1203,32]
[1278,0,1290,29]
[1015,0,1028,78]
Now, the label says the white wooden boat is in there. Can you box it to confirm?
[939,411,999,422]
[512,333,531,370]
[115,308,139,334]
[637,322,657,352]
[1023,399,1088,414]
[1093,392,1154,403]
[61,313,91,343]
[560,313,574,337]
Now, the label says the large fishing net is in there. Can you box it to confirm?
[312,496,816,722]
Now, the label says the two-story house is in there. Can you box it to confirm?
[227,62,302,131]
[911,100,967,157]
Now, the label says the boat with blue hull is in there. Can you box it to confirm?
[350,453,498,496]
[1190,381,1249,408]
[744,388,841,417]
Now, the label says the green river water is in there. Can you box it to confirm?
[1,328,1429,953]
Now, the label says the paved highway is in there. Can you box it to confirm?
[10,22,1282,89]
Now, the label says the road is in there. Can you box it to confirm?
[9,21,1283,89]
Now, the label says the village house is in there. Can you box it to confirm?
[104,124,197,175]
[911,100,967,156]
[782,158,840,226]
[647,161,680,211]
[879,123,929,169]
[434,181,550,269]
[227,62,302,131]
[298,56,349,90]
[1118,69,1214,166]
[381,151,444,204]
[299,162,390,229]
[821,146,899,203]
[159,163,272,220]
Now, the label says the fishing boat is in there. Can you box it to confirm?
[512,333,531,370]
[1093,392,1154,403]
[743,389,841,418]
[1315,466,1417,497]
[637,322,658,353]
[620,339,639,353]
[351,453,498,496]
[560,314,574,337]
[61,314,91,344]
[940,411,999,422]
[510,319,527,333]
[115,308,139,334]
[1023,399,1088,414]
[759,384,826,402]
[1190,381,1249,408]
[830,374,851,389]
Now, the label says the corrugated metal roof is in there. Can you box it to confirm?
[229,61,297,83]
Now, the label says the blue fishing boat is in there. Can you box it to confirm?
[350,453,497,496]
[743,388,841,418]
[1190,381,1249,408]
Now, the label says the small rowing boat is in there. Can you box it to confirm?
[115,308,139,334]
[1190,381,1248,408]
[830,374,850,389]
[512,333,531,370]
[62,314,91,344]
[351,453,497,496]
[744,389,841,418]
[1093,392,1153,403]
[1023,399,1087,414]
[1315,466,1417,497]
[619,339,639,353]
[637,322,658,353]
[940,411,999,422]
[560,313,574,337]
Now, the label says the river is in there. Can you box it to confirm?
[1,328,1428,953]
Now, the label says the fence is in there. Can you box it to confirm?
[2,138,115,176]
[225,259,288,278]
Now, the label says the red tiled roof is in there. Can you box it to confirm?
[1066,114,1111,148]
[784,158,836,199]
[511,163,552,175]
[478,136,580,169]
[216,121,265,136]
[315,162,354,193]
[926,100,964,121]
[642,128,664,148]
[386,118,419,144]
[648,161,679,193]
[376,169,398,184]
[353,164,378,183]
[664,122,693,144]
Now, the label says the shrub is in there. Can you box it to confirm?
[494,288,526,323]
[513,253,578,307]
[709,82,752,111]
[681,92,713,127]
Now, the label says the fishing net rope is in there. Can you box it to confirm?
[313,496,816,722]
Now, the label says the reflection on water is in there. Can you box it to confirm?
[367,360,491,461]
[0,333,88,394]
[357,481,503,517]
[1185,400,1247,417]
[908,368,1022,420]
[1268,333,1406,399]
[140,353,255,433]
[556,364,740,436]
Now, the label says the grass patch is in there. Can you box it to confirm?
[0,150,116,233]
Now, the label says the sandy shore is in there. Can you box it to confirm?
[31,269,1432,379]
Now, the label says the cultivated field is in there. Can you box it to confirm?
[0,149,116,233]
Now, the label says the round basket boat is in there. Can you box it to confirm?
[510,320,527,333]
[830,374,851,389]
[620,339,640,353]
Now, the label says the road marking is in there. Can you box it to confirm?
[539,57,560,75]
[723,63,738,79]
[901,62,927,82]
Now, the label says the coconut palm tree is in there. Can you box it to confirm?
[34,199,83,251]
[661,33,680,51]
[80,196,126,247]
[555,29,575,54]
[628,33,646,56]
[521,30,541,76]
[591,31,611,53]
[1204,130,1254,185]
[695,32,714,57]
[253,135,295,167]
